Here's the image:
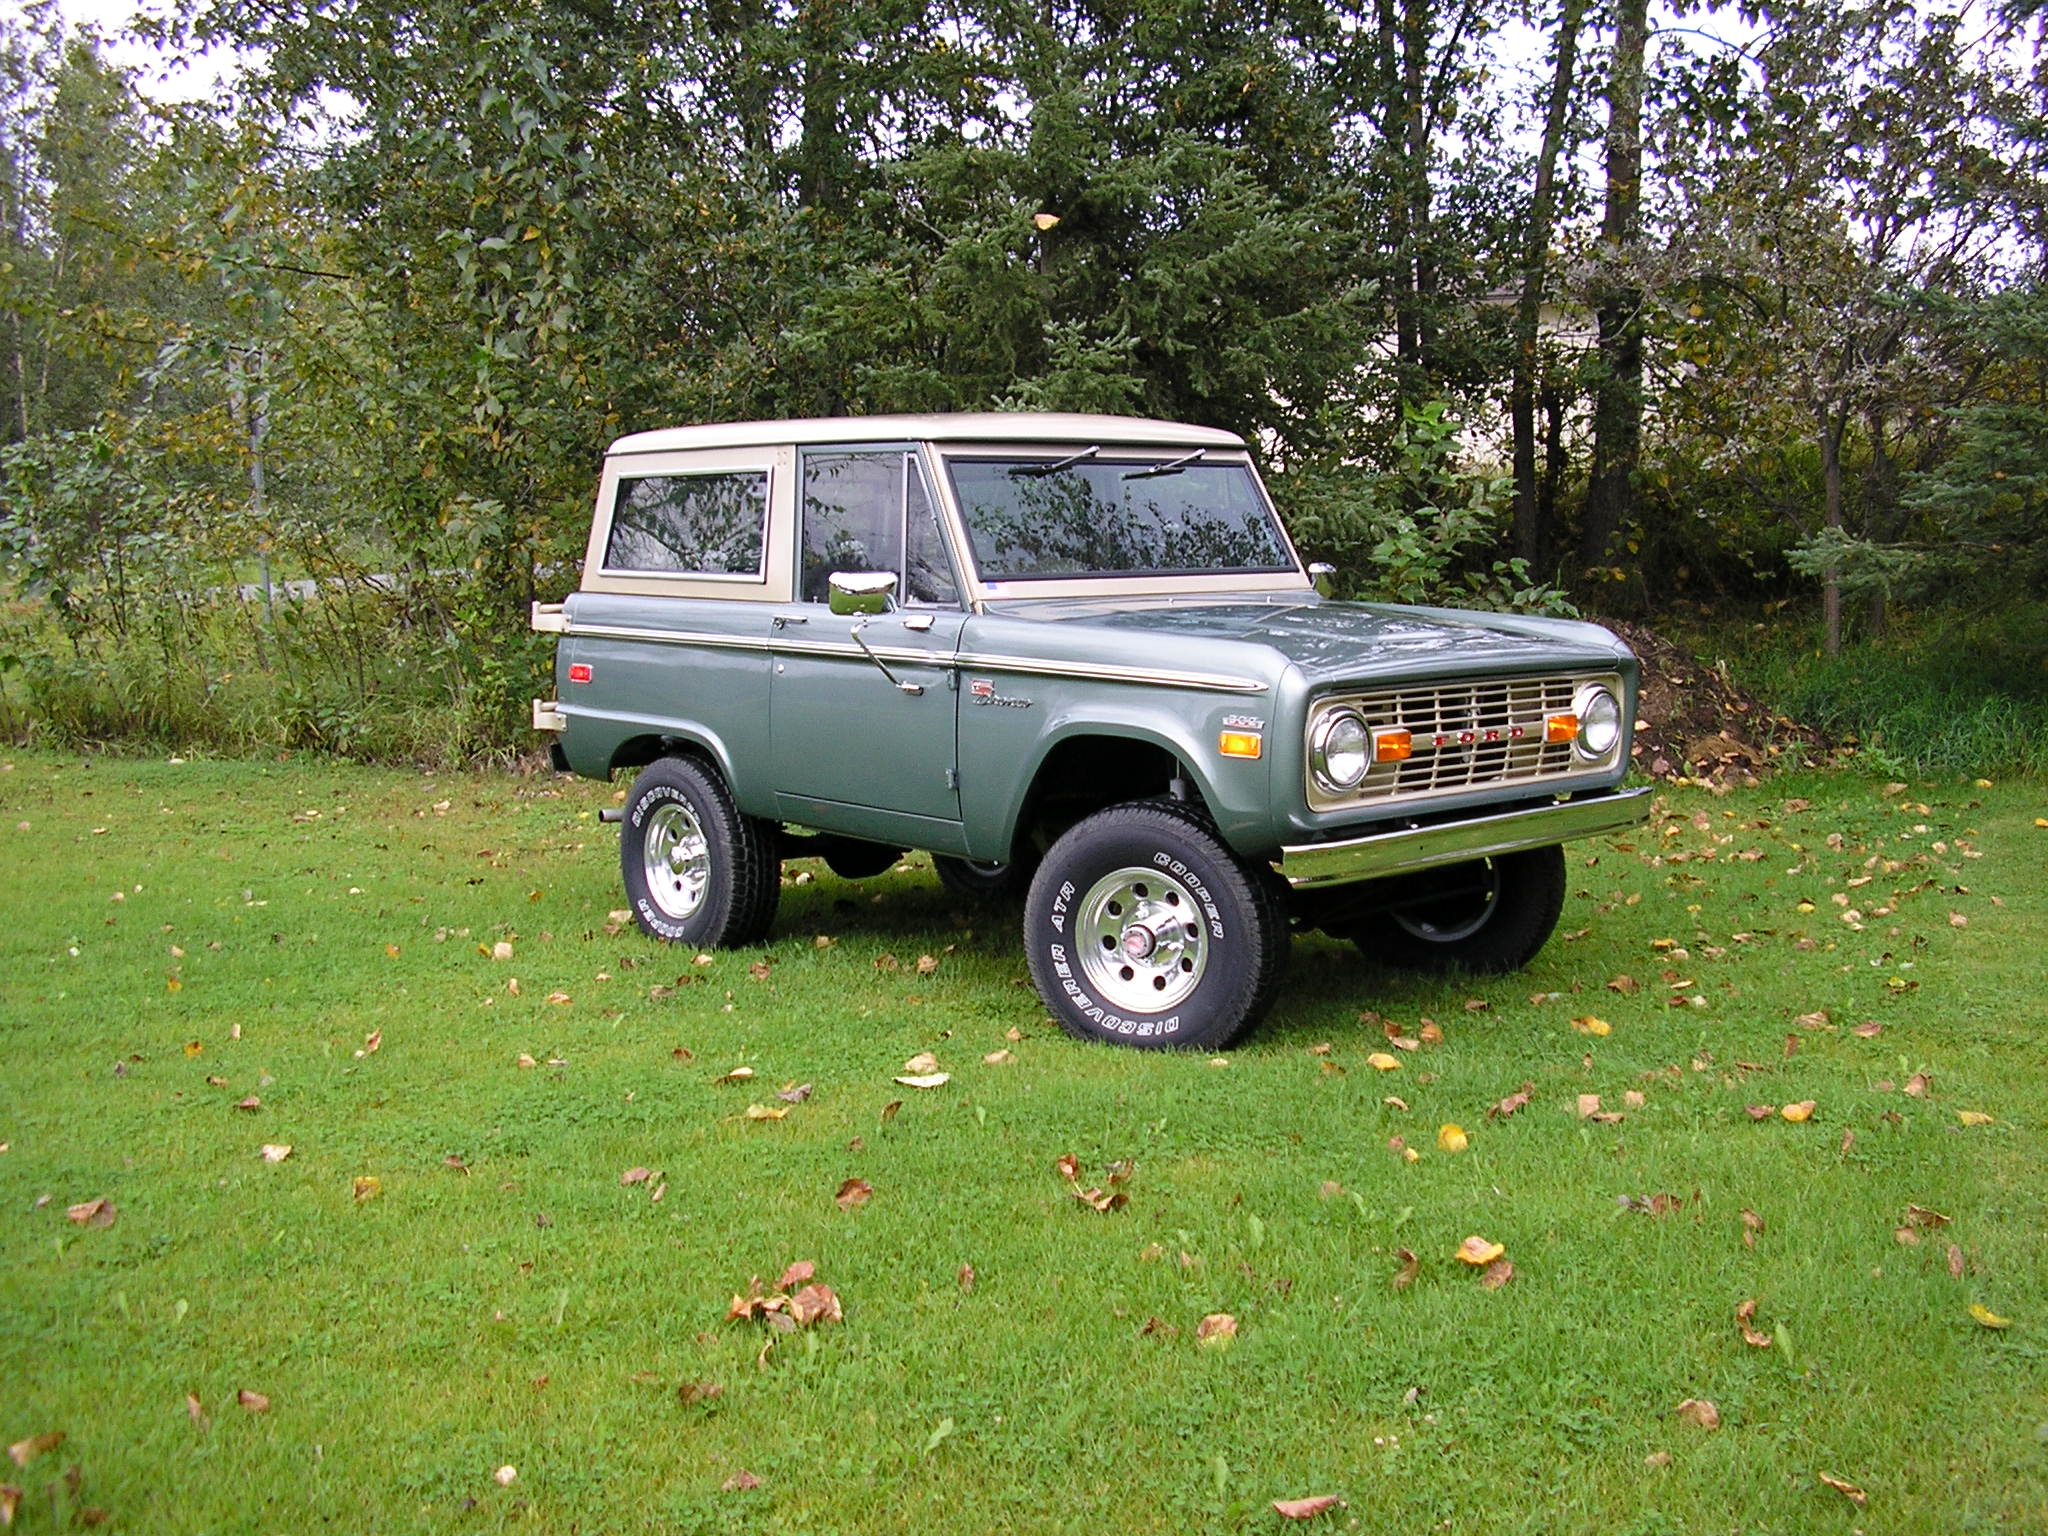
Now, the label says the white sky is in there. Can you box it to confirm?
[45,0,245,103]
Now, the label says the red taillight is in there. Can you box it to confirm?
[568,663,592,684]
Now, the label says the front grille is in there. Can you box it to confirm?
[1306,673,1617,811]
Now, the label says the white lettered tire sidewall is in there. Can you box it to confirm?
[1024,803,1281,1051]
[619,757,779,949]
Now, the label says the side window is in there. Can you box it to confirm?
[905,469,957,606]
[801,451,959,606]
[604,472,767,577]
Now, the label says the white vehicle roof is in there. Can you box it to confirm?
[606,413,1246,457]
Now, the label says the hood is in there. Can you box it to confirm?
[994,596,1633,686]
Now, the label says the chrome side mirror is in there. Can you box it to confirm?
[827,571,898,616]
[1307,561,1336,598]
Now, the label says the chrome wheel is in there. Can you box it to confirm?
[642,801,711,920]
[1390,861,1501,944]
[1077,864,1209,1012]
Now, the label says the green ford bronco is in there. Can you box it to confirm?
[533,413,1649,1049]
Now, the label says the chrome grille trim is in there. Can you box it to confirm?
[1305,672,1624,812]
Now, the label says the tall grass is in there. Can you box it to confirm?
[0,580,549,767]
[1726,604,2048,778]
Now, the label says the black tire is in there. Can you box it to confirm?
[933,851,1038,904]
[619,757,780,948]
[1348,845,1566,975]
[1023,801,1286,1050]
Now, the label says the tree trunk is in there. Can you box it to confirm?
[1579,0,1649,574]
[1510,0,1587,567]
[1819,405,1846,656]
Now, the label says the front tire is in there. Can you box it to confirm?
[619,757,780,948]
[1349,845,1566,975]
[1024,802,1285,1050]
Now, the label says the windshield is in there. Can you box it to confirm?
[944,453,1296,581]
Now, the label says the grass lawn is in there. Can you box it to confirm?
[2,752,2045,1533]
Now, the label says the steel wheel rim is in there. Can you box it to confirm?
[1391,861,1500,944]
[643,801,711,920]
[1077,864,1209,1012]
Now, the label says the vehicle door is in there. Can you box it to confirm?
[768,446,966,834]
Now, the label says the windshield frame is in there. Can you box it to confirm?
[934,444,1313,605]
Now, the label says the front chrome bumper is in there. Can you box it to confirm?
[1273,787,1652,890]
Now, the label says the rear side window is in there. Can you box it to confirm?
[604,472,768,577]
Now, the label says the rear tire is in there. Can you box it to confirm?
[1024,801,1285,1050]
[1348,845,1565,975]
[619,758,780,948]
[933,852,1038,904]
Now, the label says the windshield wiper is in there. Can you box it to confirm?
[1122,448,1207,481]
[1009,446,1100,478]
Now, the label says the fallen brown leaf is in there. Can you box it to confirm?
[776,1082,814,1104]
[621,1167,653,1186]
[1948,1243,1965,1279]
[64,1198,115,1229]
[1272,1495,1343,1519]
[1477,1257,1514,1290]
[677,1381,722,1407]
[1455,1235,1505,1266]
[903,1050,940,1074]
[957,1263,975,1293]
[236,1389,270,1413]
[6,1433,62,1469]
[880,1100,902,1124]
[1391,1248,1420,1291]
[1489,1084,1533,1119]
[1735,1299,1772,1348]
[1056,1153,1081,1182]
[776,1260,815,1290]
[1195,1312,1238,1346]
[1903,1072,1931,1098]
[1817,1471,1866,1506]
[721,1470,761,1491]
[1741,1209,1764,1249]
[787,1283,843,1327]
[835,1177,873,1210]
[1675,1398,1720,1429]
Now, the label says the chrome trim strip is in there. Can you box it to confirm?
[952,652,1268,694]
[1274,788,1652,890]
[570,622,777,653]
[562,623,1267,693]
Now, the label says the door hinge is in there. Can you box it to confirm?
[945,768,959,790]
[946,669,959,691]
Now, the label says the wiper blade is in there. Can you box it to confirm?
[1122,448,1207,481]
[1009,446,1100,478]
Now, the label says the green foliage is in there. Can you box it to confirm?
[1734,606,2048,777]
[1282,402,1577,615]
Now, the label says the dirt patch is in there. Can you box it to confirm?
[1604,620,1827,784]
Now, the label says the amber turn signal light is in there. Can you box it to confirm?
[1546,713,1579,744]
[1219,730,1263,760]
[1372,727,1413,763]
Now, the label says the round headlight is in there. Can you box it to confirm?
[1311,710,1370,792]
[1574,684,1621,760]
